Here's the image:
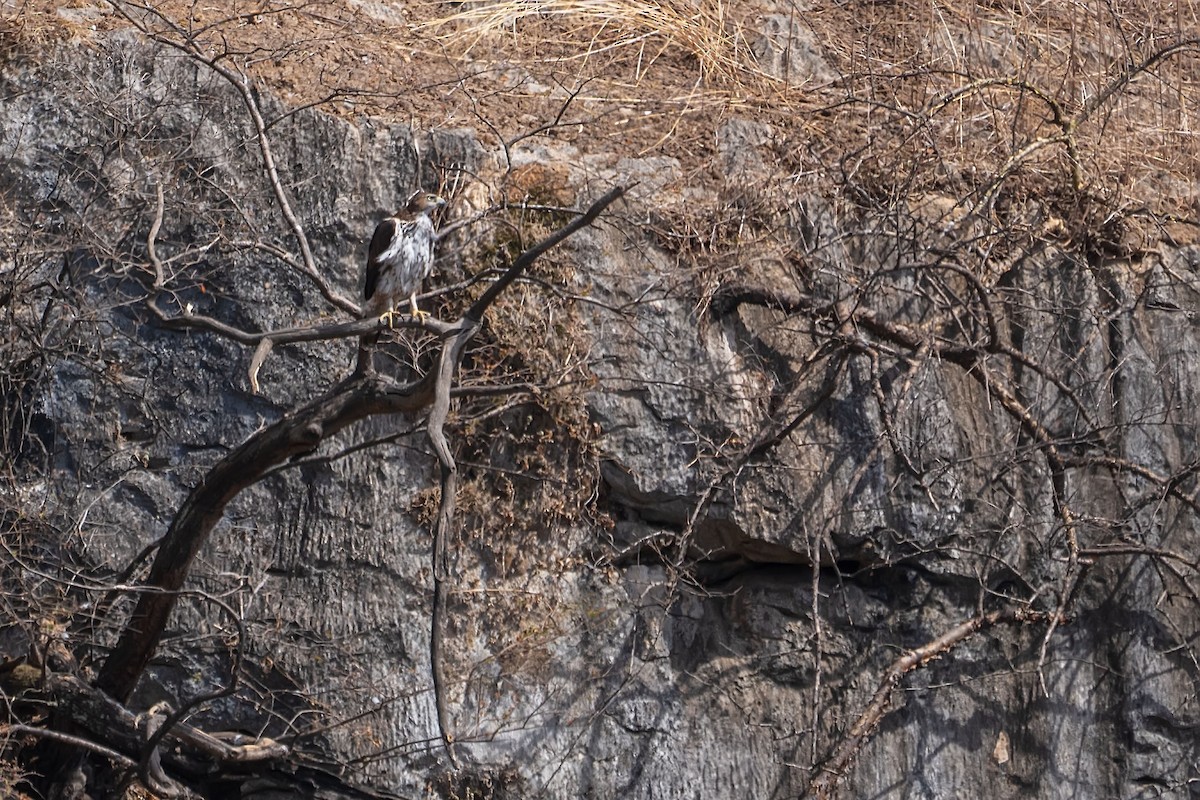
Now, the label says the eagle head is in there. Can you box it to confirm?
[404,191,447,215]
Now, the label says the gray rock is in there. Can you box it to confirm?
[4,26,1200,800]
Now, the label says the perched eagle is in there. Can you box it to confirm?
[356,191,445,374]
[364,191,446,323]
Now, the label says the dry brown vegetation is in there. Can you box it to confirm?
[7,0,1197,222]
[3,1,1200,797]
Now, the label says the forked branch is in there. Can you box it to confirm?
[93,185,627,724]
[425,185,626,757]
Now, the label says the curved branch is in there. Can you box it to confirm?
[928,76,1072,152]
[147,178,166,289]
[139,591,246,790]
[95,185,628,734]
[1077,38,1200,125]
[95,370,438,702]
[424,186,626,757]
[926,76,1081,191]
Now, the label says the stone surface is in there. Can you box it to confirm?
[3,25,1200,800]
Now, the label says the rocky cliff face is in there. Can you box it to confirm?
[3,6,1200,799]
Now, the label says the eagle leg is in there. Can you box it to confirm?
[408,294,431,322]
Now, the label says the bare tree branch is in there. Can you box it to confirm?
[108,0,361,316]
[94,370,438,702]
[93,186,627,747]
[424,185,626,757]
[2,723,137,769]
[806,608,1049,799]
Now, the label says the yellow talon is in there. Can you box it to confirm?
[379,308,398,329]
[408,296,430,322]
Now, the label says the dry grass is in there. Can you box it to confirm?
[424,0,780,93]
[4,0,1197,218]
[799,0,1200,212]
[416,0,1199,219]
[0,1,89,56]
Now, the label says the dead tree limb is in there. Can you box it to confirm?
[35,673,396,799]
[94,370,441,702]
[425,185,627,757]
[145,292,458,393]
[4,724,137,771]
[92,185,626,752]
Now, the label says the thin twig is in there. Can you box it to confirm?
[2,723,137,767]
[806,608,1047,799]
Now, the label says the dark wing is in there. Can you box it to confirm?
[364,217,399,301]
